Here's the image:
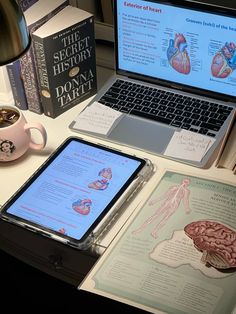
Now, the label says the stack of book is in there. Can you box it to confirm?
[215,111,236,174]
[7,0,97,118]
[6,0,39,111]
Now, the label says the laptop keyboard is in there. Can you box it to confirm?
[98,79,233,137]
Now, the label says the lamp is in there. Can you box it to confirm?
[0,0,31,65]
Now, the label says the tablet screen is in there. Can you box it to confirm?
[2,137,146,244]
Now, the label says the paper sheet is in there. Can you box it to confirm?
[73,101,124,135]
[164,129,215,161]
[79,171,236,314]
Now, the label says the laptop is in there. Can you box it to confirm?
[70,0,236,168]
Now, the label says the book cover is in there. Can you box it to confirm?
[19,0,69,114]
[32,5,97,118]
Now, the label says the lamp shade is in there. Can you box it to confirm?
[0,0,31,65]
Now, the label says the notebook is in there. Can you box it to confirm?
[70,0,236,168]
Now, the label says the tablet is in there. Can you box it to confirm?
[0,137,154,250]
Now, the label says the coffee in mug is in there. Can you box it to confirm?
[0,106,47,162]
[0,108,20,128]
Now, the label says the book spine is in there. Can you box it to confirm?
[20,48,43,114]
[6,61,28,110]
[100,0,113,25]
[17,0,39,12]
[33,36,54,117]
[14,0,40,111]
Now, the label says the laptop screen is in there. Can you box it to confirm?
[115,0,236,99]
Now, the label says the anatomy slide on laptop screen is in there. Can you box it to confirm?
[117,0,236,96]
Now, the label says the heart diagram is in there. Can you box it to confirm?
[211,42,236,78]
[167,33,191,74]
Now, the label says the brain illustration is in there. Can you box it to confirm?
[211,42,236,78]
[184,220,236,269]
[167,33,191,74]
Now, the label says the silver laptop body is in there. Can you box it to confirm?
[70,0,236,168]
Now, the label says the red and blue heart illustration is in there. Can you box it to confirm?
[167,33,191,74]
[211,42,236,78]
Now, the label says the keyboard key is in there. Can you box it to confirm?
[142,107,151,113]
[101,96,119,104]
[125,102,135,109]
[199,128,208,134]
[208,118,224,126]
[171,121,182,127]
[217,108,232,115]
[190,127,199,133]
[166,113,175,119]
[182,124,191,129]
[192,120,201,126]
[130,110,172,124]
[207,132,216,137]
[120,106,130,113]
[159,111,167,117]
[200,122,220,131]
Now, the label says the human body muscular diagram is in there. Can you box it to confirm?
[133,178,191,238]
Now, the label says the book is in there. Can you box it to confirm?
[100,0,113,25]
[17,0,39,11]
[19,0,69,114]
[6,0,39,110]
[80,171,236,314]
[6,62,28,110]
[75,0,99,17]
[215,111,236,174]
[32,5,97,118]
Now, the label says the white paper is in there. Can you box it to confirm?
[164,129,215,162]
[73,101,124,135]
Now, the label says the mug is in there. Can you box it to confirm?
[0,106,47,162]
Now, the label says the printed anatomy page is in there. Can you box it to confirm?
[80,171,236,314]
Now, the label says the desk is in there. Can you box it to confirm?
[0,65,235,285]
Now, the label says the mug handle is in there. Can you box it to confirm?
[24,123,47,150]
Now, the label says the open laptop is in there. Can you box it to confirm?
[70,0,236,168]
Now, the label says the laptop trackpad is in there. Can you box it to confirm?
[108,115,174,154]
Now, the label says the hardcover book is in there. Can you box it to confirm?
[19,0,69,114]
[32,5,97,118]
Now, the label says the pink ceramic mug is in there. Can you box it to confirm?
[0,106,47,162]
